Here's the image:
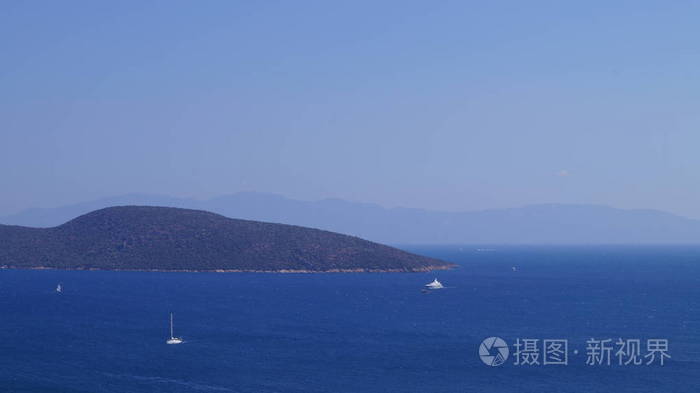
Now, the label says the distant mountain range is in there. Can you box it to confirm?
[2,192,700,244]
[0,206,452,272]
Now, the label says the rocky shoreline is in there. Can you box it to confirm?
[0,264,455,273]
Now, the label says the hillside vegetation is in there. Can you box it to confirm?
[0,206,453,272]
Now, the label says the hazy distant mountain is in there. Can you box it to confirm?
[2,192,700,244]
[0,194,194,228]
[0,206,452,272]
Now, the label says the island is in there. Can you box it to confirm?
[0,206,454,272]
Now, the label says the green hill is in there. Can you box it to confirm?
[0,206,453,272]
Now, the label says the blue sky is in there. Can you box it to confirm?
[2,1,700,217]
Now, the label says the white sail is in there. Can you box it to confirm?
[166,313,183,344]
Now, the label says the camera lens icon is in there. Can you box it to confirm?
[479,337,509,366]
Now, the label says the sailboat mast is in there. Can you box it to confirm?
[170,313,174,338]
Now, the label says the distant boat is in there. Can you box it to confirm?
[166,313,183,344]
[424,278,444,290]
[55,283,63,293]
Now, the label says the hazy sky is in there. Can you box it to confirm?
[2,1,700,217]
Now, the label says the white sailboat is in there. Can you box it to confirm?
[55,283,63,293]
[166,313,183,344]
[424,278,444,289]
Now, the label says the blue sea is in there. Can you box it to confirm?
[1,245,699,393]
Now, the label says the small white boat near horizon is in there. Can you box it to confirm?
[55,283,63,293]
[166,313,183,344]
[424,278,444,290]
